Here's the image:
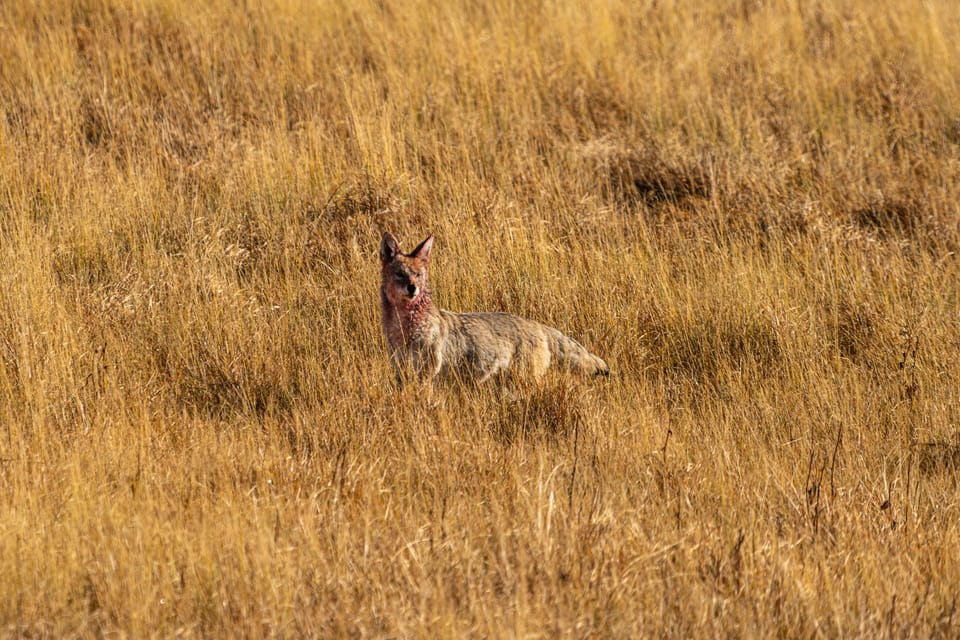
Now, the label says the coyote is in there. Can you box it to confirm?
[380,232,609,384]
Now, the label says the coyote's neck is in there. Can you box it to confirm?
[381,287,436,349]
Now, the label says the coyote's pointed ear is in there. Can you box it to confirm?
[410,234,434,262]
[380,232,400,263]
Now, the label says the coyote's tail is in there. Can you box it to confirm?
[549,329,610,376]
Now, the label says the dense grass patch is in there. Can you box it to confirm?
[1,0,959,636]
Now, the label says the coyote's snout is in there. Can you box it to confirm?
[380,232,610,384]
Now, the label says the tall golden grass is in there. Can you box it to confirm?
[1,0,960,636]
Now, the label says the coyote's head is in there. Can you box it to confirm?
[380,232,434,310]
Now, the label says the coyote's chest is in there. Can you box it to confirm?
[381,289,433,351]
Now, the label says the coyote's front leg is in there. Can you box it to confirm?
[411,345,442,405]
[391,345,439,394]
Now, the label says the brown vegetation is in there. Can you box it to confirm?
[1,0,959,636]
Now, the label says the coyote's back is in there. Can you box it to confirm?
[379,232,609,384]
[435,310,609,380]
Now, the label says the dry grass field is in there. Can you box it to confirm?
[2,0,960,636]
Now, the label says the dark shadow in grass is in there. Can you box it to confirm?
[643,314,782,380]
[835,300,878,365]
[53,241,121,288]
[608,151,711,208]
[851,198,925,239]
[492,380,586,445]
[148,334,296,421]
[175,367,295,421]
[848,192,960,253]
[584,141,711,211]
[628,163,711,206]
[918,441,960,476]
[639,308,783,408]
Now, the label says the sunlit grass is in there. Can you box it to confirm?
[1,0,959,636]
